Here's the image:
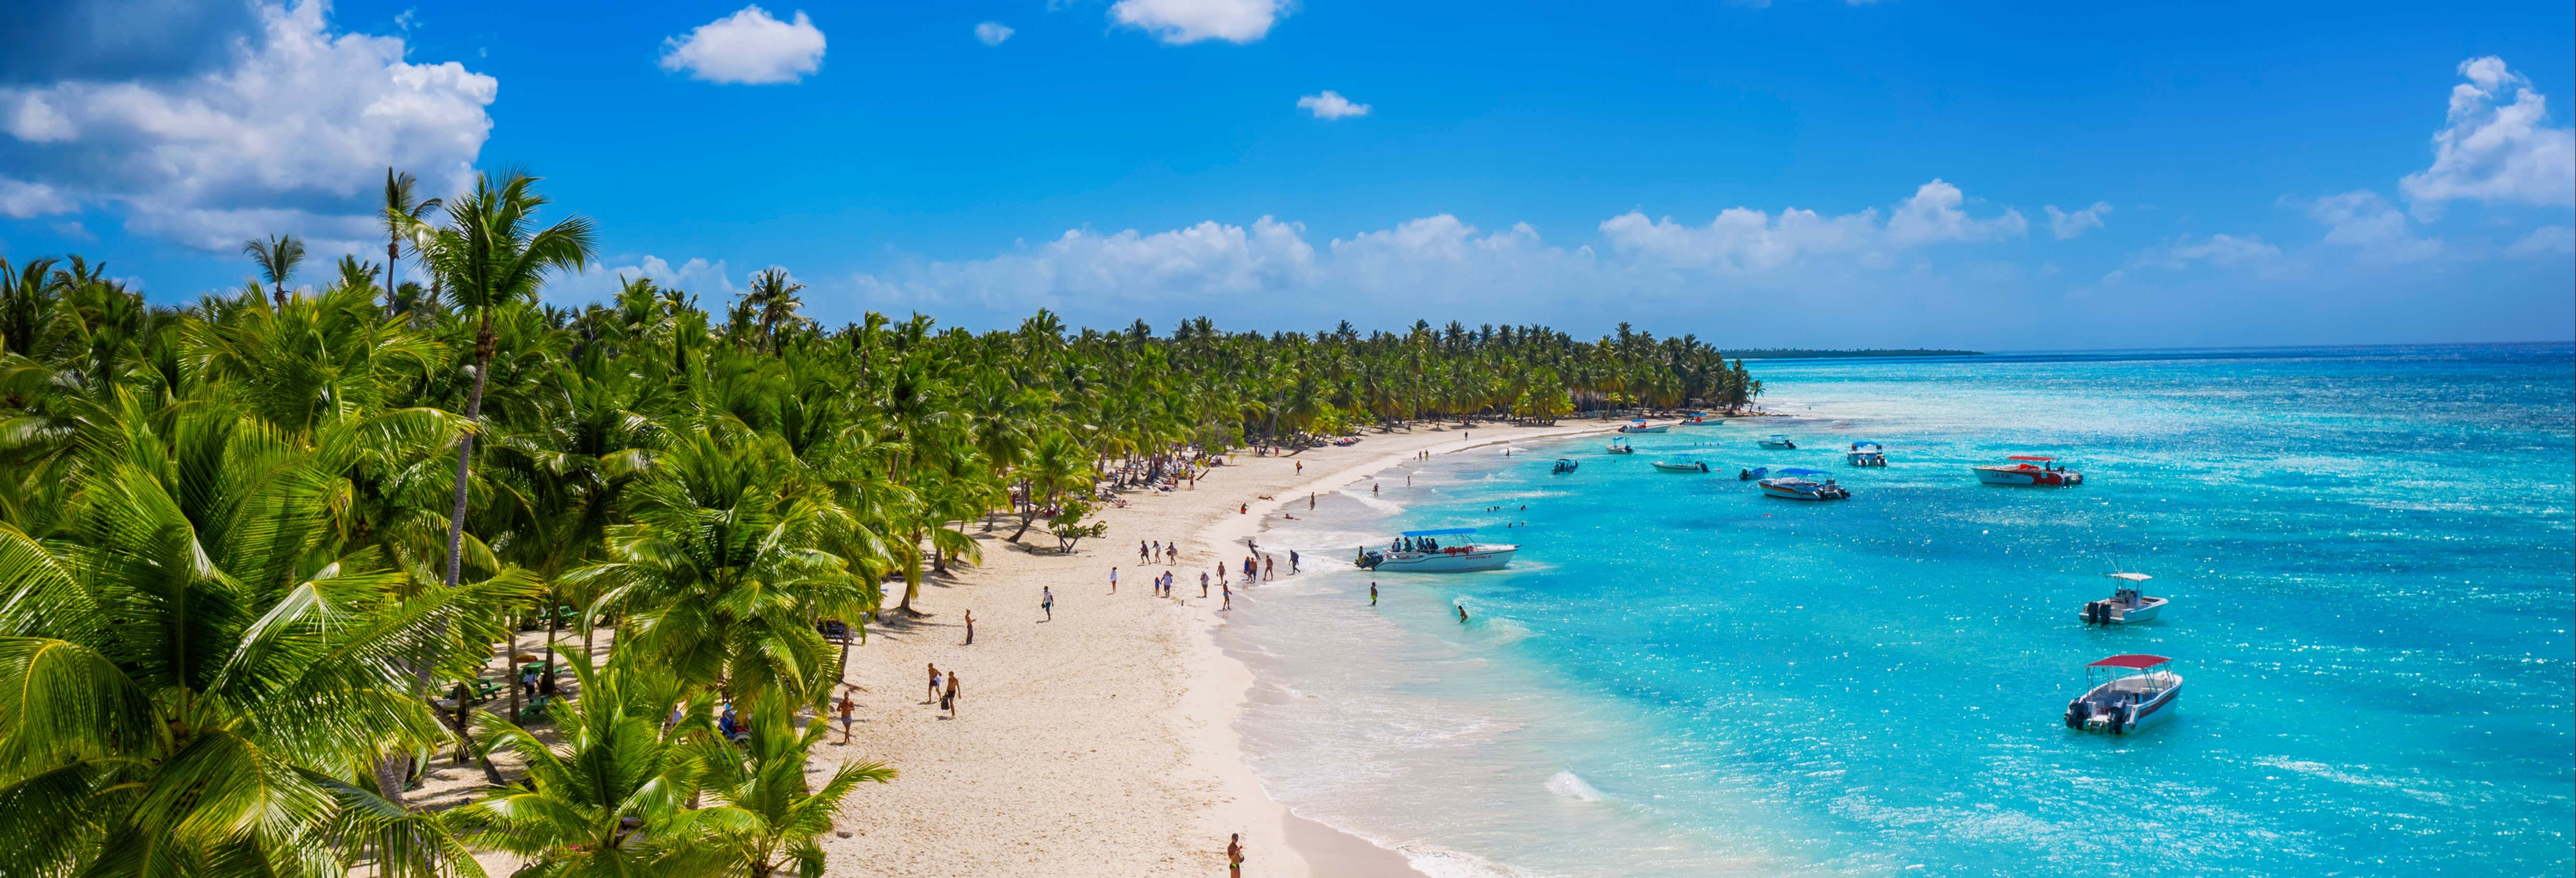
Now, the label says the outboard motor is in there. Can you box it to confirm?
[2082,601,2105,625]
[2064,700,2083,729]
[2111,703,2137,735]
[1357,550,1383,570]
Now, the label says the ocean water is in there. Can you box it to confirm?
[1221,343,2574,877]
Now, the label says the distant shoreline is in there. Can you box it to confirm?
[1724,348,1986,359]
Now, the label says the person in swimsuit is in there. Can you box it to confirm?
[1228,833,1244,877]
[941,673,959,717]
[835,688,857,743]
[926,664,941,703]
[1200,571,1210,597]
[1221,581,1232,611]
[1369,582,1378,605]
[1041,587,1053,621]
[1458,603,1470,624]
[1108,566,1118,594]
[962,610,975,645]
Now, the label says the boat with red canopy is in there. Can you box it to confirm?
[1973,455,2083,486]
[2063,654,2181,734]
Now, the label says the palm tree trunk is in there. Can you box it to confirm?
[386,237,400,314]
[444,311,493,587]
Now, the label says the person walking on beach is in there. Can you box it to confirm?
[1109,566,1119,594]
[926,664,942,703]
[1295,460,1303,474]
[1370,581,1378,605]
[1138,540,1148,562]
[1200,571,1211,597]
[1289,549,1300,574]
[835,688,857,744]
[1041,586,1054,621]
[941,673,960,717]
[1227,833,1245,877]
[962,610,976,645]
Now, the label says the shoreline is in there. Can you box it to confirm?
[803,419,1622,877]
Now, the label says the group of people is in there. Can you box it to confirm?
[1138,539,1181,564]
[924,663,962,718]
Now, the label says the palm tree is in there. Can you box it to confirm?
[410,170,598,590]
[457,652,701,875]
[383,167,443,314]
[678,701,894,878]
[241,233,305,308]
[743,267,808,354]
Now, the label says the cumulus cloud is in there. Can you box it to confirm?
[2300,191,2441,262]
[0,0,495,251]
[2045,202,2111,240]
[2398,56,2576,217]
[1109,0,1286,45]
[2163,234,2281,268]
[660,5,826,85]
[2504,224,2573,258]
[1296,91,1370,120]
[1597,179,2025,271]
[552,255,744,304]
[0,177,73,219]
[974,21,1014,46]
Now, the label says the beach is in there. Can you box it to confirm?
[812,421,1617,877]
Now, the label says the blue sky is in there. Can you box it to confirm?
[0,0,2569,349]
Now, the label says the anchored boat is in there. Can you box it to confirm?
[2080,572,2168,625]
[1846,441,1887,467]
[1759,468,1850,500]
[1651,460,1712,473]
[1678,412,1724,425]
[1973,455,2082,486]
[1757,434,1797,450]
[1603,437,1637,454]
[1551,458,1580,475]
[1618,419,1671,434]
[2063,655,2182,735]
[1355,528,1516,573]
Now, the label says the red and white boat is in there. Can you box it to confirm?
[2063,655,2181,734]
[1972,455,2083,486]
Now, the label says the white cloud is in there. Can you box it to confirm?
[1597,179,2025,271]
[0,0,495,251]
[1109,0,1285,45]
[553,255,744,304]
[1296,91,1370,120]
[2044,202,2111,240]
[2166,233,2281,267]
[2505,225,2574,258]
[974,21,1014,46]
[0,178,73,219]
[2398,56,2576,217]
[2300,190,2441,262]
[660,6,827,85]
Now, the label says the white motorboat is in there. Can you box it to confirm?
[2079,573,2168,625]
[1651,460,1712,473]
[1604,437,1637,454]
[1759,468,1850,500]
[1973,455,2082,486]
[1355,528,1517,573]
[1846,441,1887,467]
[1618,420,1670,434]
[2063,655,2182,735]
[1757,434,1797,450]
[1677,412,1723,426]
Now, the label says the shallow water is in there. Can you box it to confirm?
[1223,343,2575,877]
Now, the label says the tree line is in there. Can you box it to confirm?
[0,169,1757,876]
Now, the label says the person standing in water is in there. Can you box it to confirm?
[1457,603,1470,624]
[1221,580,1232,611]
[1289,549,1299,573]
[1369,582,1378,605]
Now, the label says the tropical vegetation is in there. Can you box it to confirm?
[0,168,1755,875]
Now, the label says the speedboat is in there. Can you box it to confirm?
[1551,458,1580,475]
[1678,412,1724,425]
[2079,573,2168,625]
[2063,655,2181,735]
[1757,434,1797,450]
[1973,455,2082,486]
[1846,441,1887,467]
[1618,420,1670,434]
[1355,528,1516,572]
[1603,437,1637,454]
[1736,466,1768,481]
[1651,460,1712,473]
[1759,468,1849,500]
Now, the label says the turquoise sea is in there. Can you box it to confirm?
[1224,343,2574,877]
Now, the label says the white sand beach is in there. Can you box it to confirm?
[810,421,1616,877]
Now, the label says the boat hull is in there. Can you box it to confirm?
[2067,679,2181,734]
[1651,462,1710,473]
[2079,597,2166,624]
[1973,465,2082,486]
[1361,546,1516,572]
[1759,480,1848,500]
[1619,425,1670,434]
[1757,441,1795,450]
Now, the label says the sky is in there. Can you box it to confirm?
[0,0,2570,349]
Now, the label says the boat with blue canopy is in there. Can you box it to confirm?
[1846,441,1887,467]
[1355,528,1518,572]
